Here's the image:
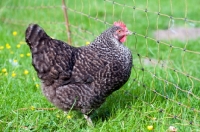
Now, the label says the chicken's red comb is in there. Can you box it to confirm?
[113,21,127,30]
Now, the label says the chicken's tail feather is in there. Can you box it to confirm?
[25,24,49,48]
[25,24,75,86]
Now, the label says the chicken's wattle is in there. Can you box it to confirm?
[120,36,126,43]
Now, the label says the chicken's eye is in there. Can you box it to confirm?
[117,30,122,33]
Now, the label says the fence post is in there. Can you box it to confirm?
[62,0,72,45]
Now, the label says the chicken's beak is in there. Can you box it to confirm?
[126,30,133,35]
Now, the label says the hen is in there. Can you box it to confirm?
[25,21,132,125]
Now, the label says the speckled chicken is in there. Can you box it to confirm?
[25,21,132,124]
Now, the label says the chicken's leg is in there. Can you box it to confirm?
[84,114,94,127]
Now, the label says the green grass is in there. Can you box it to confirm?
[0,0,200,131]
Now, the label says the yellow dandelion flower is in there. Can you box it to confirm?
[30,106,35,110]
[16,44,21,48]
[26,53,31,57]
[12,72,16,77]
[13,59,17,63]
[20,54,24,57]
[85,41,90,45]
[67,115,72,119]
[6,43,11,49]
[147,125,153,131]
[56,114,60,118]
[13,31,17,36]
[35,84,39,88]
[24,70,29,75]
[0,46,4,50]
[2,68,7,73]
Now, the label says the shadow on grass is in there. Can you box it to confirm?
[90,86,140,123]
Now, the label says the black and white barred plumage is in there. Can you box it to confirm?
[25,23,132,124]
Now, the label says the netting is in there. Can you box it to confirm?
[1,0,200,131]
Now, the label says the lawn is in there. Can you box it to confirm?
[0,0,200,131]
